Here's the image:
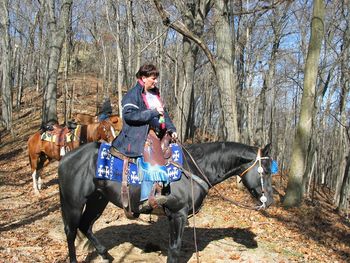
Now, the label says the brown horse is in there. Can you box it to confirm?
[68,120,119,145]
[74,113,122,137]
[28,120,117,194]
[75,113,122,127]
[107,114,123,132]
[74,113,98,125]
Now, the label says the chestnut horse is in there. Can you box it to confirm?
[74,113,98,125]
[75,113,122,131]
[28,120,117,194]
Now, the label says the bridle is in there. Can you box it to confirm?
[237,148,270,209]
[100,121,116,143]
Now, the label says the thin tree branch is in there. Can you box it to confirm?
[153,0,216,74]
[232,0,290,16]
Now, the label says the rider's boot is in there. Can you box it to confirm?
[139,195,168,211]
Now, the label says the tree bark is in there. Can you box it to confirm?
[334,1,350,210]
[153,0,240,141]
[283,0,325,207]
[214,0,239,141]
[42,0,73,124]
[0,0,13,131]
[106,0,126,117]
[337,148,350,212]
[175,1,209,141]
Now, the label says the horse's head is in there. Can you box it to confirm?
[107,115,123,133]
[240,144,274,209]
[96,120,116,143]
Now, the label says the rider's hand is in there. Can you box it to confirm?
[156,107,164,115]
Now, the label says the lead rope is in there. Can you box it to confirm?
[174,140,267,262]
[169,158,200,262]
[190,171,200,263]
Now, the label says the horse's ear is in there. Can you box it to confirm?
[262,143,271,156]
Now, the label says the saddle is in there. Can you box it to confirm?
[41,122,77,155]
[110,130,174,218]
[143,130,172,166]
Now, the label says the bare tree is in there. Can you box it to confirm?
[334,0,350,211]
[0,0,12,131]
[106,0,126,117]
[153,0,241,140]
[42,0,73,124]
[283,0,325,207]
[213,0,239,141]
[172,1,211,141]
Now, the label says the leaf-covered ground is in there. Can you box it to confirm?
[0,76,349,262]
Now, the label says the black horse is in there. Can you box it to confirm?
[58,141,274,263]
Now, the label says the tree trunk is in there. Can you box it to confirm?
[214,0,239,141]
[37,2,45,92]
[337,149,350,213]
[106,0,125,117]
[175,3,201,141]
[116,2,125,117]
[63,20,72,125]
[101,38,108,99]
[334,0,350,210]
[153,0,240,141]
[127,0,134,88]
[42,0,73,124]
[0,0,13,131]
[283,0,324,207]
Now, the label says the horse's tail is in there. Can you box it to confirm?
[27,134,34,168]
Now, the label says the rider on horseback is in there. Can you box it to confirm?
[98,97,113,121]
[111,63,177,210]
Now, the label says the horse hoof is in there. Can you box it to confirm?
[100,252,113,262]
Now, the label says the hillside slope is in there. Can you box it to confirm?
[0,75,349,262]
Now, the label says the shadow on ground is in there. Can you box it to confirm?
[84,217,257,262]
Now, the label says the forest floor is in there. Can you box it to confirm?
[0,75,349,263]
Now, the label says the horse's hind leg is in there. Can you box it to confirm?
[29,151,40,194]
[31,154,49,193]
[79,192,109,260]
[61,201,85,263]
[31,170,40,194]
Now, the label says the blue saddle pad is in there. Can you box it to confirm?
[95,142,183,200]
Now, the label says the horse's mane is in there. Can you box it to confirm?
[186,141,258,162]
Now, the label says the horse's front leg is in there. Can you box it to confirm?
[79,192,110,261]
[167,208,189,263]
